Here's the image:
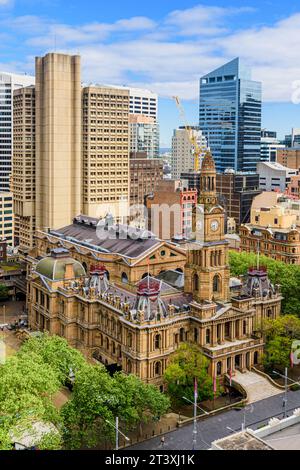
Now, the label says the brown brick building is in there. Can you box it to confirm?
[146,180,197,240]
[129,152,163,207]
[277,148,300,171]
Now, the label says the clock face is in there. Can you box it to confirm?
[211,220,219,231]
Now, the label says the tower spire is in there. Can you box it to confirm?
[198,149,217,206]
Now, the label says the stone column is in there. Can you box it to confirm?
[212,325,217,346]
[241,354,246,372]
[220,323,225,344]
[230,321,235,341]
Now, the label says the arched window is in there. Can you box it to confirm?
[217,361,222,376]
[121,272,128,284]
[154,334,161,349]
[128,332,132,348]
[99,333,103,346]
[105,270,110,281]
[213,275,220,293]
[193,273,199,291]
[206,328,211,344]
[82,261,87,273]
[194,328,198,343]
[243,320,247,335]
[106,338,109,350]
[267,309,272,318]
[175,268,183,273]
[179,328,185,342]
[127,360,132,373]
[154,361,161,376]
[112,342,116,354]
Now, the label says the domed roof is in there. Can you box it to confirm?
[201,150,216,173]
[35,248,86,280]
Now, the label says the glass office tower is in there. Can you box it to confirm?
[199,58,261,173]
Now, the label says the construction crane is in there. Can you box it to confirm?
[172,95,205,172]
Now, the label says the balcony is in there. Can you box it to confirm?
[202,337,263,358]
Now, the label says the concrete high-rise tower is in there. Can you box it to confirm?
[35,53,82,231]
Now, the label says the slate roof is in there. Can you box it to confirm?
[49,215,161,259]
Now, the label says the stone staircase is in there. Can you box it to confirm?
[234,370,283,403]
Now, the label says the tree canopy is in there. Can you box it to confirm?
[61,363,170,449]
[163,343,219,404]
[0,284,9,300]
[0,333,170,450]
[260,315,300,371]
[229,251,300,315]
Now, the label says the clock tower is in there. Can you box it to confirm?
[186,151,230,302]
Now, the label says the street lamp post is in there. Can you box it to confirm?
[273,368,291,418]
[116,416,119,451]
[284,367,288,418]
[182,396,208,450]
[105,417,130,450]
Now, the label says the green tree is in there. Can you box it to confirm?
[263,335,292,371]
[61,363,170,449]
[20,333,86,385]
[163,343,218,404]
[0,284,9,300]
[0,352,61,450]
[260,315,300,341]
[229,251,300,315]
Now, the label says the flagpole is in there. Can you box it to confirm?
[193,377,197,450]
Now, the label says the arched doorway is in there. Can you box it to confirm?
[193,273,199,291]
[235,354,241,370]
[254,351,259,365]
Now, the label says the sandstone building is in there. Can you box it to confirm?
[27,152,282,387]
[240,192,300,264]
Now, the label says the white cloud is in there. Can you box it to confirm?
[3,4,300,103]
[165,4,254,36]
[219,13,300,101]
[0,0,13,6]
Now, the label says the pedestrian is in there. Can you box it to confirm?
[160,436,165,447]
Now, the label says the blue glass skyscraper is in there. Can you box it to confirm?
[199,58,262,173]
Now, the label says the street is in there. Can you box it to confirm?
[129,389,300,450]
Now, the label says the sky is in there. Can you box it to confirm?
[1,0,300,147]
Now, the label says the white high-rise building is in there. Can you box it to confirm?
[128,87,157,119]
[0,72,35,192]
[104,85,158,119]
[105,85,159,157]
[261,130,285,162]
[129,114,159,159]
[171,126,207,179]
